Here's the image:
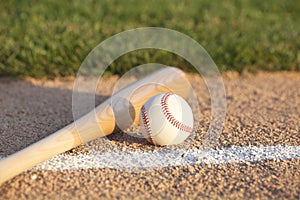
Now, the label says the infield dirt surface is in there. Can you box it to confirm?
[0,71,299,199]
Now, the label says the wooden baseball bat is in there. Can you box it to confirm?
[0,67,191,185]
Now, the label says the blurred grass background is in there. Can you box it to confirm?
[0,0,299,78]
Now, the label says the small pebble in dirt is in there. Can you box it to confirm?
[31,174,37,180]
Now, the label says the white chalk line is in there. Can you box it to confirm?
[1,145,299,171]
[33,145,300,170]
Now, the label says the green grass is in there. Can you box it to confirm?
[0,0,299,78]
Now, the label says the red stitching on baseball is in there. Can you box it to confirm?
[161,93,193,133]
[141,105,155,145]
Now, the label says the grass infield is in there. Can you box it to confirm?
[0,0,299,78]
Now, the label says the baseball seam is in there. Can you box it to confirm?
[141,105,155,145]
[161,93,193,133]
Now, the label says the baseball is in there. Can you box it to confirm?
[139,92,194,146]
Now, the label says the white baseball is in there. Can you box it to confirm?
[139,93,194,146]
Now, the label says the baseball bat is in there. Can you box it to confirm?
[0,67,191,185]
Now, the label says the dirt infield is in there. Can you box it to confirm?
[0,72,299,199]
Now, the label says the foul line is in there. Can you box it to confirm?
[0,145,299,171]
[26,145,300,170]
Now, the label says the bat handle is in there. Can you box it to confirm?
[0,124,82,185]
[0,104,115,185]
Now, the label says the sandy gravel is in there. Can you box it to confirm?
[0,71,299,199]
